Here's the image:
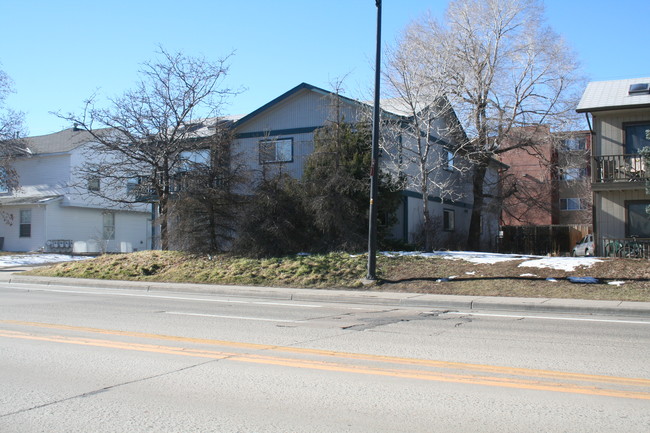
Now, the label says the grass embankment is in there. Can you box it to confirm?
[26,250,650,302]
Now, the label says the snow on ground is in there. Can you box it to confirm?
[0,254,93,268]
[0,251,604,273]
[385,251,538,264]
[519,257,602,272]
[385,251,602,271]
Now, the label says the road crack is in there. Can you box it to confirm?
[0,359,218,418]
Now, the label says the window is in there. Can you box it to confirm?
[562,137,586,151]
[625,122,650,154]
[445,149,454,171]
[560,167,588,181]
[19,210,31,238]
[443,209,455,231]
[626,201,650,238]
[126,177,140,195]
[88,177,100,192]
[180,149,210,171]
[260,138,293,163]
[103,213,115,240]
[0,168,8,193]
[629,83,650,95]
[560,198,587,211]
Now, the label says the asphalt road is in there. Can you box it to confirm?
[1,281,649,432]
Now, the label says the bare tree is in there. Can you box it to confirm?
[395,0,584,250]
[0,66,27,195]
[383,29,470,251]
[57,48,237,250]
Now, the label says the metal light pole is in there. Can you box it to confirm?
[366,0,382,280]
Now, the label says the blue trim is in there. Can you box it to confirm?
[401,189,473,209]
[236,126,319,139]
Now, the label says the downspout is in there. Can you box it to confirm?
[585,111,598,253]
[584,113,593,135]
[42,204,47,253]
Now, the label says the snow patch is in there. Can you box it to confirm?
[389,251,539,264]
[0,254,93,268]
[519,257,602,272]
[387,251,603,272]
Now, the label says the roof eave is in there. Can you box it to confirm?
[576,102,650,114]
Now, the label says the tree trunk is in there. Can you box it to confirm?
[420,168,434,251]
[159,196,169,251]
[467,164,487,251]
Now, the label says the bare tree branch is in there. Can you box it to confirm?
[54,48,239,249]
[391,0,585,250]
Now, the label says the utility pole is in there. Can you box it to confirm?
[366,0,382,280]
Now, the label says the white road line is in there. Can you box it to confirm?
[1,284,322,308]
[164,311,302,323]
[445,311,650,325]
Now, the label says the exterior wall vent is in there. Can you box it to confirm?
[628,83,650,95]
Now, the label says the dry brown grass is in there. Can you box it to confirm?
[25,251,650,302]
[376,255,650,301]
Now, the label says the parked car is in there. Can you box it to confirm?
[572,234,595,257]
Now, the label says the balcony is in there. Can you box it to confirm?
[593,154,648,184]
[592,154,650,191]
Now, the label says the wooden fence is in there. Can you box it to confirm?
[498,225,591,256]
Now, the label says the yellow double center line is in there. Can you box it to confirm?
[2,319,649,400]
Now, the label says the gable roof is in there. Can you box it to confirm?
[577,77,650,113]
[231,82,408,130]
[232,83,369,128]
[22,128,96,155]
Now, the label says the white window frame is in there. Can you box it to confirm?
[562,137,586,151]
[103,212,115,240]
[180,149,211,172]
[560,198,587,211]
[19,209,31,238]
[126,177,140,195]
[259,138,293,164]
[0,167,9,194]
[560,167,588,181]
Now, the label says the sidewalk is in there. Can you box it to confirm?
[3,269,650,318]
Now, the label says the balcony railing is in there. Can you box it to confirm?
[602,237,650,258]
[593,154,648,183]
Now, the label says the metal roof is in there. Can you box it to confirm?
[576,77,650,113]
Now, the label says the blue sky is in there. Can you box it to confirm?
[1,0,649,137]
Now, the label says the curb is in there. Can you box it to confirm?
[5,274,650,317]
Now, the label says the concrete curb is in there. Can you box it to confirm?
[5,273,650,317]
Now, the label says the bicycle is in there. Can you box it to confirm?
[604,240,624,257]
[618,237,643,258]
